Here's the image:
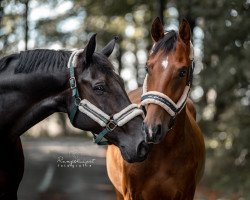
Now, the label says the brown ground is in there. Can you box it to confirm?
[18,136,232,200]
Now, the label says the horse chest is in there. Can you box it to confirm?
[124,148,197,199]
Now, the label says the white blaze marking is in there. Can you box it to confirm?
[161,57,169,69]
[148,126,153,138]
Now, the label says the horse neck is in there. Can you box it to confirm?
[0,52,71,136]
[7,78,69,137]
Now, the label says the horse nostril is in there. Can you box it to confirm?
[143,122,154,143]
[153,124,162,141]
[142,122,149,136]
[142,122,147,132]
[137,141,149,158]
[155,124,161,135]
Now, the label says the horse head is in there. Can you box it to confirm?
[67,34,148,162]
[142,18,194,144]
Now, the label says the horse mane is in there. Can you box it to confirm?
[15,49,71,73]
[152,30,177,54]
[0,49,114,74]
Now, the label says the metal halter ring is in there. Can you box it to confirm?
[106,120,117,131]
[74,97,81,106]
[69,77,77,89]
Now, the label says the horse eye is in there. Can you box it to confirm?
[93,84,106,95]
[145,67,149,73]
[179,70,187,78]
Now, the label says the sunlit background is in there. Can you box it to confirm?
[1,0,250,199]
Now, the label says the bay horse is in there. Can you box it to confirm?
[106,18,205,199]
[0,34,149,199]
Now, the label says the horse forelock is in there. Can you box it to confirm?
[151,30,178,55]
[150,30,193,63]
[91,52,125,88]
[92,52,115,71]
[69,50,114,72]
[69,50,122,86]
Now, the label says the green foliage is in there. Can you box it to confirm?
[0,0,25,54]
[181,0,250,196]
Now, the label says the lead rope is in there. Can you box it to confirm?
[68,50,143,145]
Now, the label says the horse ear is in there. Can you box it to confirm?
[151,17,164,42]
[178,19,191,45]
[101,36,118,57]
[83,33,97,64]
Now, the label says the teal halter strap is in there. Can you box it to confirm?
[92,120,117,145]
[69,62,81,123]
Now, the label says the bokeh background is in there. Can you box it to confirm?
[0,0,250,199]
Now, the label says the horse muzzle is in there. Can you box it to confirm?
[143,122,163,144]
[119,140,149,163]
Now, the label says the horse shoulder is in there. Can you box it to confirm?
[106,145,125,196]
[128,88,142,104]
[186,98,196,120]
[185,100,205,184]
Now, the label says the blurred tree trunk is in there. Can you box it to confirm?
[134,44,139,84]
[0,2,6,55]
[117,46,123,75]
[0,4,3,37]
[176,0,195,33]
[58,113,69,136]
[156,0,165,24]
[24,0,29,50]
[0,2,3,25]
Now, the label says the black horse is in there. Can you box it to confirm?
[0,34,148,199]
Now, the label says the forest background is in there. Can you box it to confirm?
[1,0,250,198]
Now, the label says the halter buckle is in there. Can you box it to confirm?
[106,120,117,131]
[69,77,77,89]
[74,97,81,106]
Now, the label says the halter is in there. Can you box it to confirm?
[68,50,143,145]
[141,42,195,130]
